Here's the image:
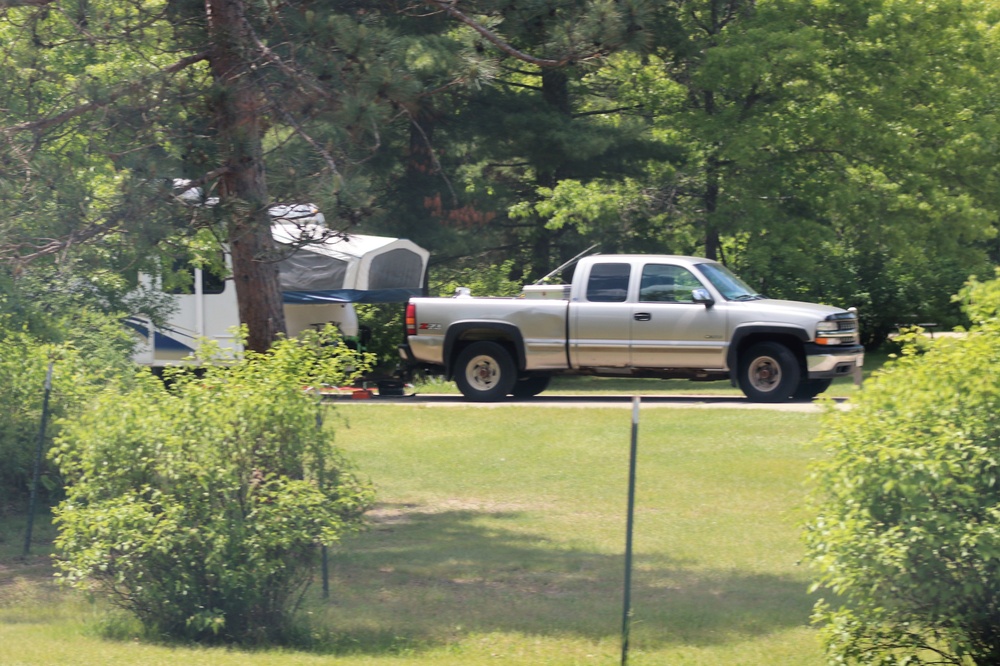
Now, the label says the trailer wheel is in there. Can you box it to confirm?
[738,342,801,402]
[511,375,551,398]
[454,342,517,401]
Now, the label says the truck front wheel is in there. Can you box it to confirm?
[511,375,551,398]
[454,341,517,402]
[738,342,801,402]
[794,378,833,401]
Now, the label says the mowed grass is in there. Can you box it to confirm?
[1,406,827,665]
[319,406,825,665]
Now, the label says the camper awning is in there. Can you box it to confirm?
[281,288,423,304]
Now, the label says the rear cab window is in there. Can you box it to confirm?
[585,263,631,302]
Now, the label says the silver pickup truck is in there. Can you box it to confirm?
[398,255,864,402]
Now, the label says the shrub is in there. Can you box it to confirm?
[0,310,135,514]
[51,328,375,643]
[804,273,1000,664]
[354,302,406,370]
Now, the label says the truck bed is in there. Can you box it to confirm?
[406,297,571,371]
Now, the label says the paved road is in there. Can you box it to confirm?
[335,393,847,412]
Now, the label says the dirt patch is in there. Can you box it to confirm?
[0,555,61,608]
[366,498,542,526]
[0,555,56,586]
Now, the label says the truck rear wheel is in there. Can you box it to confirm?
[454,341,517,402]
[738,342,801,402]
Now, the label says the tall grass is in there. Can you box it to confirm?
[1,406,826,665]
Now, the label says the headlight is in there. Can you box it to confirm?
[816,319,847,345]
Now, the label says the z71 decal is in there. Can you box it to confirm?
[419,322,442,330]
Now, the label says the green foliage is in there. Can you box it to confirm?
[512,0,1000,342]
[804,275,1000,663]
[354,303,406,370]
[51,329,375,644]
[0,285,136,514]
[955,269,1000,326]
[3,0,1000,351]
[430,260,526,297]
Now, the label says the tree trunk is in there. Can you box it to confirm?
[703,150,721,261]
[701,86,722,262]
[524,70,574,281]
[206,0,286,353]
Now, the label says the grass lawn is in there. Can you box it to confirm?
[1,405,829,665]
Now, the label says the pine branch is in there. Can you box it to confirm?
[4,216,122,266]
[423,0,586,68]
[2,50,210,135]
[0,0,58,6]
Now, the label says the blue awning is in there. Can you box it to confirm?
[281,288,423,304]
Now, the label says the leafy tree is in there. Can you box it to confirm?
[376,0,665,279]
[52,328,375,643]
[0,0,434,352]
[804,271,1000,664]
[0,269,138,513]
[2,0,998,352]
[517,0,1000,344]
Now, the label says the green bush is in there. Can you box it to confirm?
[804,272,1000,664]
[354,302,406,370]
[0,311,135,514]
[51,329,375,644]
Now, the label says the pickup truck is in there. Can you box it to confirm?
[398,255,864,402]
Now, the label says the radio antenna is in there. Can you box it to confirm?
[533,244,599,285]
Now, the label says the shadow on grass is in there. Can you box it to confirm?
[314,503,815,656]
[547,376,737,394]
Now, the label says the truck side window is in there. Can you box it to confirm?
[586,263,631,302]
[639,265,703,303]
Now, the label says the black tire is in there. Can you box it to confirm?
[454,341,517,402]
[511,375,551,398]
[738,342,801,402]
[793,378,833,401]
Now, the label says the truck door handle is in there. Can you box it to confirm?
[634,312,651,321]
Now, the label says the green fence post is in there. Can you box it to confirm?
[621,396,640,666]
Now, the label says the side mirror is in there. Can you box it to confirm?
[692,288,715,307]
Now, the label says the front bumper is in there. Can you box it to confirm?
[805,343,865,379]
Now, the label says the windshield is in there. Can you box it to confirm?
[695,263,763,301]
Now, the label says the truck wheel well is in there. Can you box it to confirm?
[735,333,806,372]
[447,329,522,379]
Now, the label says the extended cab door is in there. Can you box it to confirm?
[629,262,728,369]
[568,261,634,367]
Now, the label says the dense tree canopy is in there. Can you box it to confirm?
[0,0,998,346]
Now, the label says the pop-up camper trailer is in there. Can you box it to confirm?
[127,201,429,367]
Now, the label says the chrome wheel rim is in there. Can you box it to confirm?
[748,355,781,392]
[465,355,501,392]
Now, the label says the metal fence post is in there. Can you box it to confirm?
[621,396,640,666]
[23,361,54,558]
